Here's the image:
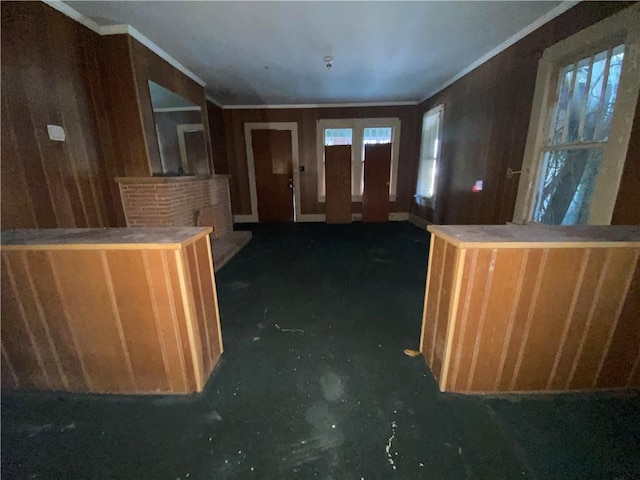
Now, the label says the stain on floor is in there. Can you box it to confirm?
[2,222,639,479]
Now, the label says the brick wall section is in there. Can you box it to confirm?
[119,176,233,237]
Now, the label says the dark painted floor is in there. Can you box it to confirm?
[2,222,639,479]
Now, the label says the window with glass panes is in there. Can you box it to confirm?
[317,119,401,201]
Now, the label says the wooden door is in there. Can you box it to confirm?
[325,145,352,223]
[183,130,208,174]
[362,144,391,222]
[251,129,294,223]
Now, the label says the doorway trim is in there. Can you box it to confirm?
[241,122,302,223]
[176,123,206,173]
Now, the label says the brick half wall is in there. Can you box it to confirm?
[118,176,233,238]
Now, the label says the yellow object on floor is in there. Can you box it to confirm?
[403,349,422,358]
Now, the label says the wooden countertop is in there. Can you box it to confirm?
[427,225,640,248]
[1,227,213,251]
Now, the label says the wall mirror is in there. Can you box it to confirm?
[148,80,208,175]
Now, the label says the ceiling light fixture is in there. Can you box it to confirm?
[323,55,334,69]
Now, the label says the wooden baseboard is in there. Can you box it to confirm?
[409,213,430,230]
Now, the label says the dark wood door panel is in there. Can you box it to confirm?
[325,145,352,224]
[252,129,294,223]
[362,144,391,223]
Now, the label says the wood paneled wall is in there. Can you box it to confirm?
[414,1,636,225]
[207,100,229,175]
[94,34,215,177]
[94,35,150,179]
[129,38,214,176]
[421,237,640,393]
[612,95,640,225]
[1,2,218,230]
[1,235,222,394]
[1,2,122,229]
[222,106,419,216]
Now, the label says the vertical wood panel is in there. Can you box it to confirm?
[470,249,527,391]
[362,144,392,222]
[420,236,445,368]
[448,248,477,390]
[144,250,189,391]
[186,244,213,374]
[26,250,88,391]
[104,250,170,392]
[165,251,198,391]
[175,249,205,390]
[496,249,544,391]
[325,145,352,223]
[1,343,20,389]
[0,2,120,229]
[430,243,457,380]
[10,252,68,389]
[570,248,638,389]
[513,249,585,391]
[194,237,223,363]
[450,249,494,391]
[49,250,134,393]
[207,100,229,175]
[1,254,50,389]
[597,259,640,388]
[544,249,606,389]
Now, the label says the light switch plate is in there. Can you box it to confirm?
[47,125,65,142]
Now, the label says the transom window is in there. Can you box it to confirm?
[317,118,401,201]
[324,128,352,146]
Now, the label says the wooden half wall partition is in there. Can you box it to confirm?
[420,225,640,393]
[0,227,223,394]
[324,145,352,224]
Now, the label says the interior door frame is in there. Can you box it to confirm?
[177,123,206,173]
[241,122,301,223]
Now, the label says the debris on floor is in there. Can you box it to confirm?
[275,323,305,334]
[403,349,422,358]
[385,420,398,470]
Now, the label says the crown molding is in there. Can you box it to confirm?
[44,0,580,110]
[419,0,580,104]
[43,1,205,87]
[152,106,202,113]
[222,101,419,110]
[205,95,224,108]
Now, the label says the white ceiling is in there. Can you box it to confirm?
[67,1,568,106]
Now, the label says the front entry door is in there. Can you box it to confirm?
[251,129,294,223]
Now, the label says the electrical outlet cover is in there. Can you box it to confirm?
[47,125,66,142]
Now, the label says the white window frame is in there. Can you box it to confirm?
[317,118,401,202]
[415,105,444,209]
[513,5,640,225]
